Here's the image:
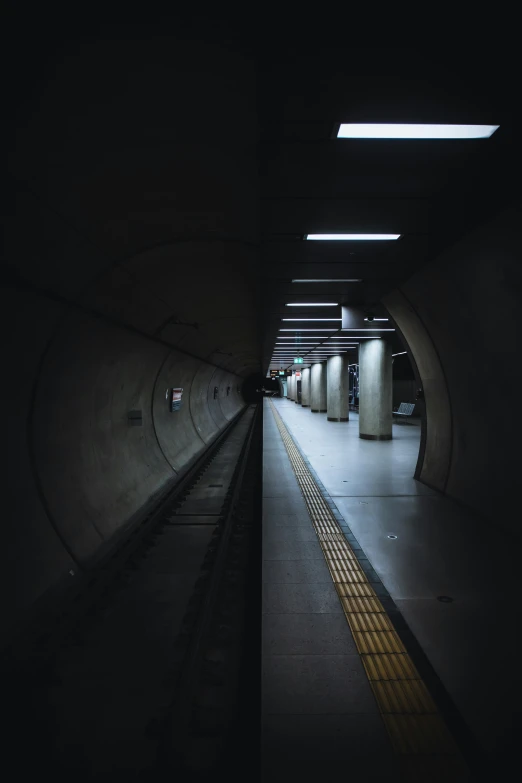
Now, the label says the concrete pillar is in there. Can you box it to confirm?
[294,371,301,403]
[359,340,392,440]
[288,372,295,401]
[301,367,311,407]
[327,354,349,421]
[310,362,327,412]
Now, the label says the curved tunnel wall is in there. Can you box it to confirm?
[385,289,452,491]
[1,288,245,649]
[3,34,260,650]
[383,204,522,537]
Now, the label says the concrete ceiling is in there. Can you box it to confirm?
[4,21,521,378]
[259,49,521,371]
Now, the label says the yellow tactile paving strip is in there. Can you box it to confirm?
[268,400,470,782]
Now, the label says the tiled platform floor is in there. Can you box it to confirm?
[262,403,400,781]
[262,398,521,780]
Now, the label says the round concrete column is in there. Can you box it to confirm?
[287,373,293,400]
[301,367,311,407]
[359,340,392,440]
[310,362,327,412]
[327,354,349,421]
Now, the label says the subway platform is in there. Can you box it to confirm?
[261,397,520,782]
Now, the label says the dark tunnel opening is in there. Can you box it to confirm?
[241,373,266,404]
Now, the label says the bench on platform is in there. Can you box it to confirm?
[393,402,415,421]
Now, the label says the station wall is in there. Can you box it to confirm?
[385,204,522,536]
[0,288,245,648]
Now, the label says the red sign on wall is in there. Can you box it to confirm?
[170,388,183,412]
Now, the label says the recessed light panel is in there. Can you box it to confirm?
[291,279,363,282]
[337,123,499,139]
[282,319,342,322]
[306,234,400,241]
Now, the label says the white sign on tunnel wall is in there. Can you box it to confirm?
[170,388,184,412]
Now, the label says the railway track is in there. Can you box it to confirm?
[3,404,262,780]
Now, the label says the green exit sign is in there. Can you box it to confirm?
[294,357,303,364]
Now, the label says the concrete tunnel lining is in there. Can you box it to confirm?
[383,203,522,533]
[1,290,247,650]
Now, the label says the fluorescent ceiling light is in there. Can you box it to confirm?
[392,352,408,356]
[286,302,338,306]
[282,319,342,322]
[292,279,363,283]
[342,328,395,331]
[337,123,499,139]
[347,336,381,339]
[306,234,400,241]
[364,318,389,321]
[280,329,337,332]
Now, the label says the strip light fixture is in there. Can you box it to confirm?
[337,123,499,139]
[306,234,400,241]
[282,319,342,322]
[392,352,408,356]
[286,302,339,306]
[292,279,363,283]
